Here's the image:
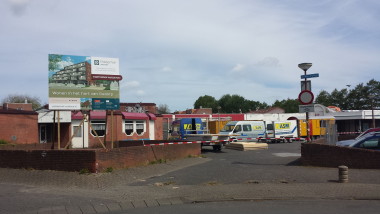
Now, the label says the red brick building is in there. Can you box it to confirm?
[0,109,38,144]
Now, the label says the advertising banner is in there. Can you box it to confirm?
[48,54,121,110]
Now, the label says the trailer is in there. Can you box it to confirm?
[169,118,230,151]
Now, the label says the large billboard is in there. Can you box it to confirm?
[48,54,121,110]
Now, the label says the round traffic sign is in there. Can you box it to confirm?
[298,90,314,105]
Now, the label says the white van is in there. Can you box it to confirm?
[265,120,298,138]
[219,121,266,141]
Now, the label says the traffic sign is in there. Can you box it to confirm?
[301,80,311,91]
[299,105,315,113]
[301,73,319,79]
[298,90,314,105]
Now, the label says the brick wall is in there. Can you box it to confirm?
[301,143,380,169]
[0,149,97,172]
[155,117,164,140]
[0,112,38,144]
[0,143,201,172]
[96,144,201,172]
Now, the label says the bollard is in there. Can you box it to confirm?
[338,165,348,183]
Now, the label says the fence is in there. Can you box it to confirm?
[319,122,338,145]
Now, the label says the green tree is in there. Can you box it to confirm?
[330,88,349,109]
[315,79,380,110]
[157,104,171,114]
[272,98,299,113]
[315,90,332,107]
[1,94,42,110]
[194,95,218,112]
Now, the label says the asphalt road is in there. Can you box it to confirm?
[121,200,380,214]
[0,141,380,214]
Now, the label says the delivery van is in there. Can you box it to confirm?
[219,121,266,141]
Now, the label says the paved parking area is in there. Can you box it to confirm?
[1,142,380,213]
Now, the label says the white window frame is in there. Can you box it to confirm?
[125,120,134,136]
[135,120,146,136]
[123,120,146,136]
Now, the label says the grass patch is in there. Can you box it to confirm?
[79,168,91,175]
[0,139,9,145]
[205,181,220,186]
[149,159,167,165]
[105,167,113,173]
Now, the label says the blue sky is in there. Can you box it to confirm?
[1,0,380,111]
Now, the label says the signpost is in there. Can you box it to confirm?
[301,73,319,79]
[298,63,318,142]
[299,105,315,113]
[298,90,314,105]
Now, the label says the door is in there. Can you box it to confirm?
[40,124,47,143]
[71,119,89,148]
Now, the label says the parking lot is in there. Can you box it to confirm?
[1,141,380,213]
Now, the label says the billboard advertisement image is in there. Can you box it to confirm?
[48,54,121,110]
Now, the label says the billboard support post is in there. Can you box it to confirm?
[111,110,114,149]
[57,111,61,150]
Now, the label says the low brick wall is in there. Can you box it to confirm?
[301,143,380,169]
[0,149,97,172]
[0,144,201,172]
[96,144,201,171]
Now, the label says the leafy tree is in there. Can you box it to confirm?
[1,94,42,110]
[217,94,268,113]
[315,90,332,107]
[330,88,349,109]
[315,79,380,110]
[245,100,269,112]
[272,98,299,113]
[157,104,171,114]
[194,95,218,112]
[48,54,63,71]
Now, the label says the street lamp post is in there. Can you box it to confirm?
[298,63,313,142]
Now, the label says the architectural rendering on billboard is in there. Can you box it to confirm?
[48,54,120,110]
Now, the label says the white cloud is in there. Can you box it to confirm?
[1,0,380,111]
[121,81,140,89]
[136,90,145,96]
[256,57,280,67]
[231,64,245,73]
[161,66,172,72]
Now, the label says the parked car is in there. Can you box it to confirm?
[336,131,380,150]
[350,134,380,150]
[336,128,380,147]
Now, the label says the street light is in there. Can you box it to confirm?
[298,63,312,72]
[298,63,312,142]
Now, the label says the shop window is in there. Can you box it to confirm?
[125,120,134,135]
[91,120,106,136]
[136,120,146,135]
[124,120,146,136]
